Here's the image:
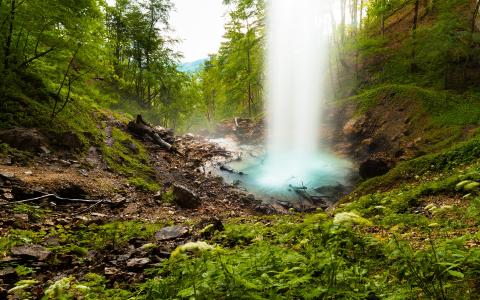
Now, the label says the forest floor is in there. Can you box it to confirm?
[1,111,479,299]
[0,117,276,298]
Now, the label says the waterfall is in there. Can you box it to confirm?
[259,0,339,187]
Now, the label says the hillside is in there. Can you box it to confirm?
[178,58,207,74]
[0,0,480,299]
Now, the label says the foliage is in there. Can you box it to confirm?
[196,0,265,122]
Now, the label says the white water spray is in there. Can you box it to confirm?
[259,0,347,187]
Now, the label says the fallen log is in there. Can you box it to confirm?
[128,115,174,151]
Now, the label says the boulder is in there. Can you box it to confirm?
[0,267,18,284]
[11,244,51,261]
[172,184,201,209]
[342,115,366,136]
[46,131,84,151]
[359,158,391,179]
[0,128,49,153]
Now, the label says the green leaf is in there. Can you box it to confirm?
[447,270,464,278]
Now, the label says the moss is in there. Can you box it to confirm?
[129,177,161,192]
[353,135,480,195]
[161,188,175,203]
[101,127,159,192]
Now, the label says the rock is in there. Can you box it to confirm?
[359,158,391,179]
[315,184,346,197]
[0,128,49,153]
[112,195,127,207]
[11,244,51,261]
[104,267,120,276]
[342,115,366,136]
[197,217,224,238]
[155,225,189,241]
[172,184,201,209]
[0,267,18,284]
[3,193,14,200]
[24,171,33,176]
[14,213,29,222]
[49,131,83,151]
[126,257,150,269]
[0,172,15,179]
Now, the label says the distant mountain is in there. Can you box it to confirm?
[178,58,207,74]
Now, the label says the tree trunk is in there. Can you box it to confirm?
[411,0,420,72]
[359,0,363,31]
[245,23,253,117]
[341,0,346,42]
[4,0,15,70]
[381,0,386,37]
[472,0,480,35]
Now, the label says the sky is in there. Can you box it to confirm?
[170,0,227,63]
[105,0,227,63]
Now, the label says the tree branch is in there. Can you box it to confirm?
[16,47,54,70]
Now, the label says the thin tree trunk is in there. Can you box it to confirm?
[359,0,363,31]
[462,0,480,87]
[341,0,346,42]
[472,0,480,35]
[381,0,386,37]
[52,46,80,119]
[14,22,23,51]
[411,0,420,72]
[245,23,253,117]
[4,0,15,69]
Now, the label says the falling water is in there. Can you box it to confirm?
[266,0,331,159]
[209,0,351,204]
[257,0,349,188]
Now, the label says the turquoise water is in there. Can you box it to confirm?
[207,139,353,205]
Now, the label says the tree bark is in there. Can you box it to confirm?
[472,0,480,35]
[4,0,15,69]
[341,0,346,42]
[411,0,420,72]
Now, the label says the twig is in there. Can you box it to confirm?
[72,199,105,216]
[0,193,110,206]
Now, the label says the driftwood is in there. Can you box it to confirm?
[128,115,174,151]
